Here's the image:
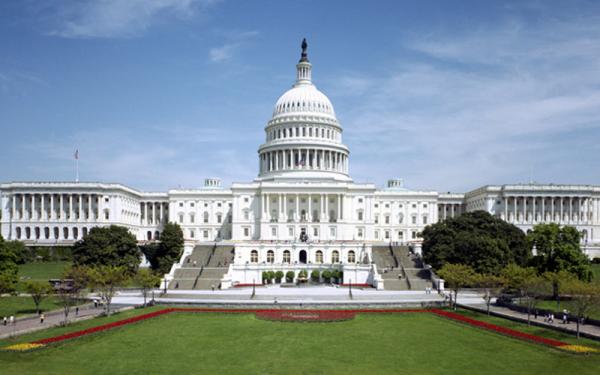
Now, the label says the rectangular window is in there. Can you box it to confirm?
[423,216,428,224]
[358,211,363,221]
[412,216,417,224]
[289,227,294,236]
[313,227,318,236]
[243,227,249,237]
[330,227,336,237]
[385,231,390,239]
[357,228,363,238]
[203,230,209,238]
[271,227,277,236]
[385,215,390,224]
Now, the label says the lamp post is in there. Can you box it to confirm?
[349,278,353,300]
[251,278,256,299]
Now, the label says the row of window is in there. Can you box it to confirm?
[250,250,354,264]
[267,125,338,141]
[177,212,231,224]
[15,226,90,240]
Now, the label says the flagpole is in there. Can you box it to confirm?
[76,157,79,183]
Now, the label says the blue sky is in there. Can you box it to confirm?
[1,0,599,192]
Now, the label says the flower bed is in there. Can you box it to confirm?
[255,310,355,322]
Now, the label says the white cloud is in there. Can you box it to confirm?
[208,30,259,62]
[48,0,214,39]
[333,15,600,192]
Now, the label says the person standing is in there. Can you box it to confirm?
[2,316,6,326]
[40,313,45,324]
[75,307,79,316]
[9,315,14,326]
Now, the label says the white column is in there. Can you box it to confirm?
[337,194,341,221]
[532,197,536,222]
[513,197,517,222]
[503,198,507,221]
[40,194,45,221]
[12,194,16,220]
[87,195,92,222]
[69,194,73,221]
[78,194,82,222]
[144,203,148,225]
[451,204,455,218]
[569,198,573,223]
[152,203,156,225]
[295,194,299,221]
[160,203,164,224]
[31,194,35,220]
[308,194,312,221]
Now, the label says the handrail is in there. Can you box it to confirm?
[388,244,399,268]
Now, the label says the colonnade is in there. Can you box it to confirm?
[261,193,343,223]
[140,201,168,226]
[10,193,102,222]
[260,148,348,174]
[438,203,464,220]
[503,196,597,224]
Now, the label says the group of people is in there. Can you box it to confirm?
[538,309,570,325]
[2,316,15,326]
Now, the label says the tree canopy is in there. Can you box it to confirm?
[142,223,184,275]
[72,225,140,275]
[0,234,19,294]
[527,223,592,281]
[422,211,530,274]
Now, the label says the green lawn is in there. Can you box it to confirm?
[0,296,67,318]
[1,308,599,374]
[18,261,71,284]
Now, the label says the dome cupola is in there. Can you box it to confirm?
[257,39,351,182]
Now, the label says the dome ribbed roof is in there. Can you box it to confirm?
[272,84,336,118]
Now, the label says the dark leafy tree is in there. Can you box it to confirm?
[148,223,184,275]
[24,281,53,315]
[72,225,140,275]
[0,235,19,294]
[527,223,592,281]
[422,211,530,274]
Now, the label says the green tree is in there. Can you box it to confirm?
[24,281,53,315]
[285,271,295,283]
[311,269,320,282]
[72,225,140,275]
[275,271,284,283]
[438,263,477,310]
[528,223,592,281]
[322,270,332,283]
[422,211,530,274]
[57,265,90,324]
[150,223,184,275]
[88,265,129,315]
[502,264,549,325]
[0,234,19,294]
[542,270,576,311]
[563,279,600,339]
[135,268,161,307]
[476,273,506,315]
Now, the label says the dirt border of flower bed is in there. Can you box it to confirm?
[2,308,598,354]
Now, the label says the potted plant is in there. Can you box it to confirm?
[262,271,268,284]
[275,271,284,283]
[297,270,308,284]
[322,270,332,283]
[266,271,275,284]
[285,271,295,283]
[311,270,320,283]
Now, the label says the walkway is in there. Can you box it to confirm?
[0,303,130,339]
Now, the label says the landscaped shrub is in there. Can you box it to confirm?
[275,271,284,283]
[262,271,268,284]
[331,270,340,283]
[298,270,308,280]
[311,270,320,282]
[322,270,332,282]
[266,271,276,283]
[285,271,295,282]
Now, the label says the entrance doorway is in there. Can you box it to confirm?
[299,250,307,264]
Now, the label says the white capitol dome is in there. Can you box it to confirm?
[257,39,350,182]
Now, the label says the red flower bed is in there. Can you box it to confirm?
[256,310,356,322]
[29,307,572,350]
[430,309,567,348]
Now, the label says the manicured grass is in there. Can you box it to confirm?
[18,261,71,282]
[0,296,68,318]
[1,308,599,374]
[592,264,600,281]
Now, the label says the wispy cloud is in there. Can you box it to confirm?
[208,30,259,62]
[47,0,215,39]
[334,15,600,191]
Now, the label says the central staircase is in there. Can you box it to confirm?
[372,245,432,291]
[169,245,234,290]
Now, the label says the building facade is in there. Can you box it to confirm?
[1,42,599,287]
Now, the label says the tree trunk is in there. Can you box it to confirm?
[143,289,147,307]
[454,290,458,311]
[576,318,580,339]
[487,300,491,316]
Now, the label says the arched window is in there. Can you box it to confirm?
[63,227,68,239]
[53,227,59,239]
[16,227,21,239]
[217,213,222,224]
[250,250,258,263]
[189,213,195,223]
[398,213,404,224]
[348,250,356,263]
[315,250,323,263]
[147,231,152,240]
[44,227,50,239]
[34,227,40,240]
[267,250,274,263]
[154,231,160,240]
[283,250,291,263]
[25,227,31,239]
[331,250,339,263]
[82,227,88,237]
[73,227,78,239]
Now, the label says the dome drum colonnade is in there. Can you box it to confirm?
[258,41,350,178]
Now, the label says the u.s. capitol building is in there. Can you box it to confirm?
[1,41,599,288]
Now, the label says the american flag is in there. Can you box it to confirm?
[74,149,79,160]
